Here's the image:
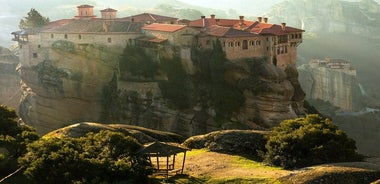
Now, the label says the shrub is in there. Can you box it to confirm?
[19,130,152,183]
[264,114,362,169]
[0,105,39,175]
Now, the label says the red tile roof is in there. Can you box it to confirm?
[101,8,117,12]
[41,19,142,33]
[121,13,178,23]
[249,22,304,35]
[190,16,304,36]
[189,18,244,28]
[204,25,257,38]
[77,5,93,8]
[142,23,186,32]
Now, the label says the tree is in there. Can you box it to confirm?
[19,8,49,30]
[264,114,362,169]
[119,45,159,79]
[0,105,39,175]
[19,130,152,183]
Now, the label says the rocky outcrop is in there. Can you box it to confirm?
[18,43,119,134]
[0,47,21,109]
[18,41,305,135]
[43,122,184,143]
[183,129,268,155]
[267,0,380,37]
[298,61,363,111]
[230,60,305,128]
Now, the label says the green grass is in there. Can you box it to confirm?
[206,177,282,184]
[231,155,283,171]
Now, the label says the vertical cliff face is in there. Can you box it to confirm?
[266,0,380,37]
[17,41,305,135]
[298,61,363,111]
[18,43,119,134]
[0,47,21,109]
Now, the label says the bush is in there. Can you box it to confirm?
[0,105,39,176]
[19,130,152,183]
[119,45,158,79]
[264,114,362,169]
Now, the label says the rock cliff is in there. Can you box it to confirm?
[298,60,363,111]
[0,46,21,109]
[266,0,380,37]
[18,42,119,134]
[17,42,305,135]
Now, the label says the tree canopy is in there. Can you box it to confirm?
[19,8,49,30]
[264,114,362,169]
[0,105,39,176]
[19,130,152,183]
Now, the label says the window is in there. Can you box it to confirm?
[223,42,226,47]
[256,40,261,45]
[266,37,269,41]
[20,45,22,49]
[228,42,233,47]
[64,34,68,39]
[33,53,38,58]
[51,34,54,38]
[242,40,248,50]
[278,35,288,43]
[38,45,41,48]
[108,37,112,43]
[78,34,82,39]
[206,40,211,45]
[266,47,269,51]
[285,46,288,53]
[235,41,240,47]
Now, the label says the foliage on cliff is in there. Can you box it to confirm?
[0,105,39,176]
[264,114,362,169]
[159,55,193,109]
[19,8,49,30]
[119,45,159,79]
[191,40,245,118]
[19,130,151,183]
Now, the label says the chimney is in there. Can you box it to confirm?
[201,15,206,19]
[211,14,216,20]
[263,17,268,23]
[281,22,286,30]
[257,16,263,22]
[239,15,244,25]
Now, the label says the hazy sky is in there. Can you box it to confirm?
[1,0,379,47]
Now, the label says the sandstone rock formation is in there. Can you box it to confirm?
[0,46,21,109]
[267,0,380,37]
[18,43,118,134]
[17,41,305,135]
[298,60,363,111]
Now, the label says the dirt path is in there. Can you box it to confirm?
[182,151,291,179]
[180,150,380,182]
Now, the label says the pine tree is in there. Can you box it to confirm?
[19,8,49,30]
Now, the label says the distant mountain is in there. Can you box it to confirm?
[266,0,380,37]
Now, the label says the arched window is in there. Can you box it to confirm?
[242,40,248,50]
[228,42,233,47]
[78,34,81,39]
[64,34,68,39]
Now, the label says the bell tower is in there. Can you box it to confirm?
[75,5,96,19]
